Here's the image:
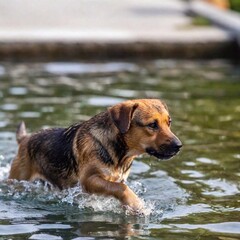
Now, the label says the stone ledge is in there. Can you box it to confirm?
[0,40,236,61]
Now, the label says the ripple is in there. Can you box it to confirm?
[233,154,240,159]
[0,65,5,76]
[86,96,124,106]
[19,111,41,118]
[219,115,233,122]
[109,89,139,98]
[41,106,55,113]
[0,132,15,139]
[184,162,196,166]
[9,87,28,95]
[198,179,239,197]
[29,234,63,240]
[0,224,38,235]
[0,223,71,237]
[196,157,218,164]
[0,121,9,128]
[72,238,95,240]
[181,170,204,178]
[131,160,150,175]
[44,62,138,75]
[1,103,18,111]
[137,177,188,210]
[173,222,240,235]
[163,204,213,219]
[0,200,49,220]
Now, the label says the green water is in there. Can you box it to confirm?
[0,60,239,240]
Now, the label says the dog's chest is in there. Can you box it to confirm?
[117,169,129,183]
[106,167,130,183]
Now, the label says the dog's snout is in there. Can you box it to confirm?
[171,137,182,150]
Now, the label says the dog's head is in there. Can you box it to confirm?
[109,99,182,160]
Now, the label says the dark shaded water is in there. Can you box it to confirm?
[0,60,239,240]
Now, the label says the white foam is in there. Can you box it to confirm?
[0,163,10,181]
[0,159,187,218]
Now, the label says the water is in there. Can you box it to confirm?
[0,60,239,239]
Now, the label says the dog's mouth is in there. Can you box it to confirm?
[146,147,180,160]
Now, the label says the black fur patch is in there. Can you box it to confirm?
[90,134,114,166]
[28,125,79,186]
[111,133,128,163]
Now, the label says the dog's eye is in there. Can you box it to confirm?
[147,121,159,130]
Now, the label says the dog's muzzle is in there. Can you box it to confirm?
[146,138,182,160]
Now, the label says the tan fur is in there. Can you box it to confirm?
[9,99,182,213]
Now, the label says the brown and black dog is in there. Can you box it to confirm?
[9,99,182,212]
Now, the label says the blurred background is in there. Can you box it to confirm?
[0,1,240,240]
[0,0,240,60]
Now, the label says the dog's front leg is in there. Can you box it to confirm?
[81,173,144,212]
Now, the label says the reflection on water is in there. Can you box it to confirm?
[45,62,139,74]
[0,60,239,239]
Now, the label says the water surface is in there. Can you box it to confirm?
[0,60,239,239]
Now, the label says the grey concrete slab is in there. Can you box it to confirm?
[0,0,236,59]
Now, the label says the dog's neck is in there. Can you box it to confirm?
[85,111,137,167]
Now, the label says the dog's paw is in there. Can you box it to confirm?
[122,196,146,215]
[121,185,149,215]
[124,202,147,216]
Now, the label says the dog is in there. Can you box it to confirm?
[9,99,182,212]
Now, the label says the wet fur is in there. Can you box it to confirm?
[9,99,182,212]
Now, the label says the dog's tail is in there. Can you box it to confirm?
[16,121,27,144]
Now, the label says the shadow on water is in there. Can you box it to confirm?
[0,60,240,239]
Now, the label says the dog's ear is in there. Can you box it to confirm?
[109,102,139,134]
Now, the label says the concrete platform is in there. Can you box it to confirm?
[0,0,237,60]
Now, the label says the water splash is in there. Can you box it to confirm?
[0,155,186,218]
[0,177,185,218]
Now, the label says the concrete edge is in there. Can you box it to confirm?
[0,40,237,61]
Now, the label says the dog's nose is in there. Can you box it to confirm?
[171,137,182,150]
